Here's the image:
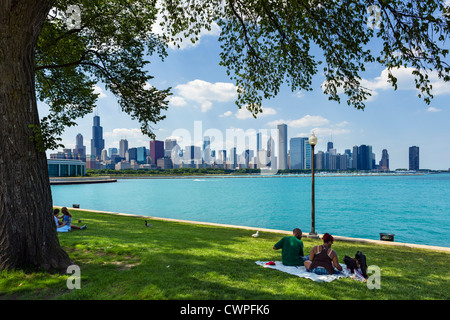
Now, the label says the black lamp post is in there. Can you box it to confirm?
[309,132,318,236]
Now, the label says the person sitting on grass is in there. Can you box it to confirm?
[61,207,87,230]
[273,228,307,266]
[304,233,343,275]
[53,208,70,232]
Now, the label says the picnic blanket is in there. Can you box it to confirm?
[255,261,365,283]
[57,225,71,232]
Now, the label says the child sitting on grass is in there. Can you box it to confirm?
[61,207,87,230]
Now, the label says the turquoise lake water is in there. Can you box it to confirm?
[51,173,450,247]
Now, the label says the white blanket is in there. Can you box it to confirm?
[255,261,364,283]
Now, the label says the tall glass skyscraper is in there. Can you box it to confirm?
[353,144,373,170]
[119,139,128,158]
[409,146,419,171]
[289,137,304,169]
[136,146,147,164]
[149,140,164,165]
[90,115,104,160]
[289,137,311,170]
[277,124,288,170]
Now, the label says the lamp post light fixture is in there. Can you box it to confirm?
[309,132,318,237]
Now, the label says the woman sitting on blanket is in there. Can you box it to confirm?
[304,233,343,275]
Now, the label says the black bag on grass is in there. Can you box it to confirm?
[355,251,368,278]
[343,255,358,273]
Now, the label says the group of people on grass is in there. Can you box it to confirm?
[53,207,87,232]
[273,228,343,275]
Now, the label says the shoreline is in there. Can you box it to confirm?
[57,206,450,253]
[66,172,429,181]
[50,177,117,185]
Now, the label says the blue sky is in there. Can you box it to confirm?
[41,20,450,170]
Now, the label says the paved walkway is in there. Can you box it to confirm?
[62,206,450,253]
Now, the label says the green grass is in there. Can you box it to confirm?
[1,210,449,300]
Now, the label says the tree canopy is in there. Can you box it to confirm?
[36,0,450,146]
[35,0,170,150]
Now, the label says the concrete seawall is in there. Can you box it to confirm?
[50,177,117,185]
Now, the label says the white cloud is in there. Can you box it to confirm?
[427,107,442,112]
[104,128,145,139]
[169,96,187,107]
[173,79,238,112]
[219,110,233,117]
[296,125,351,140]
[309,127,351,137]
[235,107,277,120]
[175,80,238,103]
[267,115,329,128]
[201,101,213,112]
[294,91,304,98]
[103,128,149,148]
[322,66,450,101]
[360,67,450,96]
[93,85,107,98]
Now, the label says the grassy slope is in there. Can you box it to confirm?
[0,210,448,300]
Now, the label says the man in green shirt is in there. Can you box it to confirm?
[273,228,306,266]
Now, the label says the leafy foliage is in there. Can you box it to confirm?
[35,1,450,148]
[160,0,450,114]
[35,0,170,150]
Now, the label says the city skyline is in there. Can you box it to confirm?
[51,114,420,173]
[41,25,450,170]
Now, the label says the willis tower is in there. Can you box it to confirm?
[91,115,105,160]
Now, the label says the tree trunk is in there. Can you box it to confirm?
[0,0,73,270]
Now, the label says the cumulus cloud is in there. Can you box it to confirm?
[104,128,149,148]
[235,107,277,120]
[306,127,350,137]
[171,79,238,112]
[360,67,450,96]
[93,85,107,98]
[427,107,442,112]
[219,110,233,117]
[267,115,330,128]
[169,96,187,107]
[322,66,450,101]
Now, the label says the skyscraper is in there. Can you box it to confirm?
[289,137,304,169]
[90,115,104,160]
[327,141,334,152]
[289,137,311,170]
[119,139,128,158]
[380,149,389,171]
[230,147,237,169]
[277,124,288,170]
[353,145,373,171]
[165,139,177,157]
[108,148,118,158]
[73,133,86,162]
[409,146,419,171]
[136,146,147,164]
[256,132,262,152]
[149,140,164,165]
[304,139,312,169]
[203,136,210,151]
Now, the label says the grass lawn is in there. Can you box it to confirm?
[0,209,449,300]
